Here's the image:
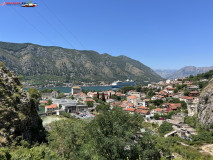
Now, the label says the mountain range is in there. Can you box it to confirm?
[0,41,163,85]
[156,66,213,79]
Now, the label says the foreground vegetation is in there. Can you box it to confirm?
[0,106,212,160]
[0,107,160,160]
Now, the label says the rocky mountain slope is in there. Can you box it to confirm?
[0,63,45,146]
[198,78,213,125]
[155,69,178,79]
[0,41,163,85]
[164,66,213,79]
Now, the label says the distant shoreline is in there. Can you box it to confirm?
[24,86,113,93]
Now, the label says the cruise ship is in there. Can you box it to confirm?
[111,79,136,88]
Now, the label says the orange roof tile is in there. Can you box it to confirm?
[120,104,126,108]
[135,109,149,114]
[46,104,57,109]
[137,106,148,110]
[154,108,164,112]
[128,102,134,107]
[128,95,137,99]
[125,108,135,112]
[40,101,48,104]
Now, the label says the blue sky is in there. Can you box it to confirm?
[0,0,213,69]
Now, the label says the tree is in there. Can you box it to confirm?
[27,88,41,100]
[97,91,99,99]
[87,107,160,160]
[57,93,65,99]
[27,88,41,110]
[174,89,178,93]
[154,113,160,120]
[47,99,53,105]
[135,85,142,92]
[101,92,106,102]
[86,101,94,108]
[180,101,187,110]
[119,86,135,94]
[111,95,121,100]
[147,90,155,97]
[152,99,163,106]
[96,104,110,112]
[109,92,112,99]
[48,119,86,159]
[167,98,180,103]
[184,90,190,96]
[158,122,173,136]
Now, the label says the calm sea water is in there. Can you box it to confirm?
[25,86,113,93]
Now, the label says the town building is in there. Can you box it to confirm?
[42,91,59,100]
[72,86,82,95]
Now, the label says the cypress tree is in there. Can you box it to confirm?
[102,92,106,102]
[97,91,99,99]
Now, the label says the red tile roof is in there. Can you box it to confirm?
[153,108,164,112]
[135,109,149,114]
[40,101,48,104]
[137,106,148,110]
[128,95,137,99]
[125,108,135,112]
[46,104,57,109]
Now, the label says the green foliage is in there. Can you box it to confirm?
[41,89,59,93]
[60,111,74,119]
[10,144,61,160]
[57,93,65,99]
[47,99,53,105]
[190,131,213,145]
[0,61,5,68]
[174,88,178,93]
[154,113,160,120]
[147,90,155,97]
[86,101,94,108]
[167,98,180,103]
[87,107,160,160]
[180,101,187,109]
[156,136,213,160]
[0,147,11,160]
[111,94,121,100]
[135,85,142,92]
[0,42,163,85]
[119,86,135,93]
[172,144,212,160]
[184,115,198,128]
[165,111,176,119]
[96,104,110,112]
[101,92,106,102]
[184,90,190,96]
[17,75,23,81]
[158,122,173,136]
[48,119,85,159]
[27,88,41,100]
[151,99,164,106]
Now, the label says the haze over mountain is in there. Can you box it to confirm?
[155,69,178,79]
[0,42,163,85]
[156,66,213,79]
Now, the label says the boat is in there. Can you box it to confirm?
[111,79,136,88]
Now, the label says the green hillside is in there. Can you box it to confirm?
[0,41,163,85]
